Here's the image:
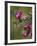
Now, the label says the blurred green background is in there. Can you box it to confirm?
[10,6,32,40]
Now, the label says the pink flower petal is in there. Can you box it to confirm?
[22,31,27,37]
[29,32,32,37]
[24,23,32,30]
[16,10,22,20]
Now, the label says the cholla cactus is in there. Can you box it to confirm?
[15,10,32,38]
[21,23,32,38]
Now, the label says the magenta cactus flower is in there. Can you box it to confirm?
[28,23,32,29]
[24,23,32,30]
[22,31,27,37]
[29,32,32,37]
[16,10,22,20]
